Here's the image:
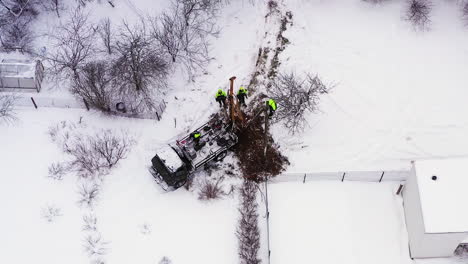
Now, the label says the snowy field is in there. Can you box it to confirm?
[274,0,468,173]
[0,108,240,264]
[268,181,466,264]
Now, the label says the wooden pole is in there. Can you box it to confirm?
[229,76,236,124]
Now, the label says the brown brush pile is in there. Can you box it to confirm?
[233,110,289,181]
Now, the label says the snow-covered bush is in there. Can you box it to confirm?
[83,232,109,257]
[72,61,114,112]
[41,205,62,222]
[236,180,261,264]
[405,0,431,30]
[269,72,331,134]
[0,94,18,123]
[78,182,100,207]
[462,1,468,26]
[64,129,133,178]
[198,178,226,200]
[111,20,169,114]
[48,162,68,180]
[82,213,98,231]
[159,256,172,264]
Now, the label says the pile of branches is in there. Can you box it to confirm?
[233,109,289,181]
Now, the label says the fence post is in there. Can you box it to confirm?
[174,118,177,128]
[396,184,404,195]
[341,172,346,182]
[155,111,160,121]
[30,97,38,109]
[379,171,385,182]
[303,173,306,184]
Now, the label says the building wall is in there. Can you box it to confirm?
[403,164,425,258]
[404,163,468,258]
[417,232,468,258]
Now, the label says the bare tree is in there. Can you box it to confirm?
[82,213,98,231]
[0,0,39,18]
[269,72,331,134]
[405,0,431,30]
[39,0,62,17]
[0,94,18,123]
[236,179,261,264]
[150,0,221,79]
[98,18,113,54]
[112,20,169,113]
[0,17,34,52]
[72,61,114,112]
[46,8,97,80]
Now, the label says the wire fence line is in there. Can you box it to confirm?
[270,170,410,184]
[9,94,167,120]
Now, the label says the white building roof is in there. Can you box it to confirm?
[414,158,468,233]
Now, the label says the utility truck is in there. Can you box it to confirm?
[149,77,246,190]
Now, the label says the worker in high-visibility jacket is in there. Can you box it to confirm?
[267,99,277,116]
[191,131,201,143]
[237,86,248,107]
[215,89,227,108]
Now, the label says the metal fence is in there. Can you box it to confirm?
[270,170,410,184]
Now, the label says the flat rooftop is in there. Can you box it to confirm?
[414,158,468,233]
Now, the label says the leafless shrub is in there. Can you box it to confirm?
[269,72,331,134]
[267,0,278,9]
[64,129,133,178]
[83,232,109,257]
[198,177,226,200]
[98,18,113,54]
[41,205,62,222]
[462,1,468,26]
[46,8,97,81]
[78,182,100,207]
[72,61,114,112]
[159,257,172,264]
[237,179,261,264]
[112,20,169,114]
[405,0,431,30]
[48,162,68,180]
[0,94,18,123]
[139,223,151,235]
[82,213,98,231]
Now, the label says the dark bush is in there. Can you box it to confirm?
[198,178,226,200]
[405,0,431,30]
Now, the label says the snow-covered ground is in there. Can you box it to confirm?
[268,181,466,264]
[0,108,239,264]
[2,0,468,263]
[274,0,468,173]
